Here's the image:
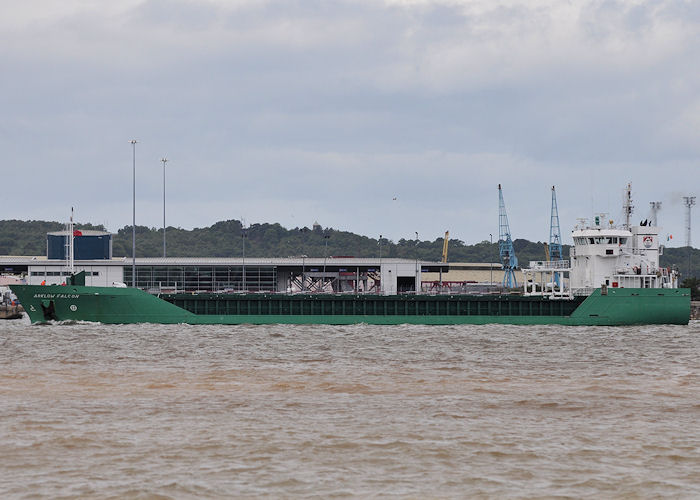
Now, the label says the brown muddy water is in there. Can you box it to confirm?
[1,318,699,498]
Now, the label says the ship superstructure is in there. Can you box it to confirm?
[522,184,679,299]
[569,219,676,291]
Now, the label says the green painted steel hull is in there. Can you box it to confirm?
[10,285,690,326]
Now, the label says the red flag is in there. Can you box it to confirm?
[73,229,83,237]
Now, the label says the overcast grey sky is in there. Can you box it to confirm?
[2,0,698,247]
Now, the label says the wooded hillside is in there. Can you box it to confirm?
[1,219,697,278]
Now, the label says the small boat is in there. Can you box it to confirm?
[0,303,23,320]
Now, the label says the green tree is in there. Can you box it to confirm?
[0,218,696,281]
[681,277,699,300]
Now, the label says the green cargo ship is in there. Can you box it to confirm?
[10,284,691,326]
[8,186,692,326]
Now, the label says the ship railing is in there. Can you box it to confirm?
[619,248,653,256]
[526,260,570,270]
[572,287,595,296]
[614,268,658,276]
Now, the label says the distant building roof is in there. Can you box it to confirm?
[47,230,112,237]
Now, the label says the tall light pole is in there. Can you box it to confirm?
[300,227,307,292]
[683,196,696,248]
[242,224,247,292]
[489,233,493,288]
[415,231,419,293]
[323,230,329,292]
[161,157,168,258]
[683,196,696,279]
[130,139,138,287]
[378,234,382,294]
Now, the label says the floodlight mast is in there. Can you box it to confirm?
[130,139,138,287]
[161,157,168,258]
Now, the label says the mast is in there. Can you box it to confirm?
[67,207,75,276]
[623,183,633,230]
[498,184,519,288]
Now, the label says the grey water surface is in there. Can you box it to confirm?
[1,318,699,498]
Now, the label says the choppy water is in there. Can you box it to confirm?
[1,318,699,499]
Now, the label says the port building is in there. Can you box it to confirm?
[0,231,509,294]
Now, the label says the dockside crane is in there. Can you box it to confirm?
[549,186,563,287]
[549,186,563,261]
[441,231,449,263]
[498,184,519,288]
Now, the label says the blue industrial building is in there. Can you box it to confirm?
[47,230,112,260]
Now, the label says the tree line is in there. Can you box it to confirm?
[0,219,697,284]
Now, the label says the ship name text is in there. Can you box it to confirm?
[32,293,80,299]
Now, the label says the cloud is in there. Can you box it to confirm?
[0,0,698,247]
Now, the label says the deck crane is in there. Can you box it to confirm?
[498,184,519,288]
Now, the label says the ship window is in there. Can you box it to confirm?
[606,237,614,244]
[32,271,46,276]
[611,237,618,244]
[606,249,614,255]
[594,237,605,244]
[588,238,595,244]
[619,238,627,244]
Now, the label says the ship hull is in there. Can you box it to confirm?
[10,285,690,326]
